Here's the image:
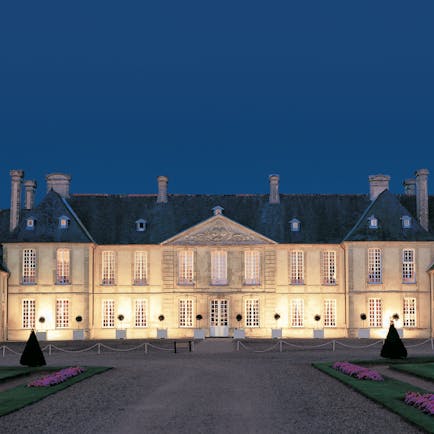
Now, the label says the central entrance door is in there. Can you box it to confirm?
[209,299,229,337]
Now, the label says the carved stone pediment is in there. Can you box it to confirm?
[162,216,276,246]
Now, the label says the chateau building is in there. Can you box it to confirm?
[0,170,433,341]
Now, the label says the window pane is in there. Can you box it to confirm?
[134,251,148,285]
[403,298,416,327]
[244,251,260,285]
[211,251,227,285]
[56,249,70,284]
[102,251,115,285]
[102,300,115,327]
[135,300,148,327]
[291,299,304,327]
[245,299,259,327]
[402,249,415,283]
[22,299,35,329]
[56,299,69,328]
[178,251,194,285]
[321,251,336,285]
[179,299,193,327]
[23,249,36,284]
[290,251,304,284]
[324,299,336,327]
[368,248,382,284]
[369,298,382,327]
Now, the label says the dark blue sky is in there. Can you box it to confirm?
[1,1,433,209]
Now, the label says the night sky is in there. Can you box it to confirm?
[1,1,433,209]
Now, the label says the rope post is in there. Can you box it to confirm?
[97,343,101,355]
[49,344,52,356]
[236,340,240,351]
[279,341,283,353]
[144,343,148,354]
[191,341,195,352]
[2,345,5,357]
[332,340,336,352]
[174,341,177,353]
[431,337,433,350]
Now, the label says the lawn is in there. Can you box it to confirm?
[313,362,434,433]
[391,362,434,382]
[0,366,111,417]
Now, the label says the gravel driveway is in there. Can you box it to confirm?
[0,339,430,434]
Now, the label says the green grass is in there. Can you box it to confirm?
[391,363,434,382]
[0,366,64,382]
[0,366,111,417]
[313,362,434,433]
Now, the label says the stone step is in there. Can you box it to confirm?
[195,338,235,353]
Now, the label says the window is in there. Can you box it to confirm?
[134,251,148,285]
[56,248,70,284]
[102,251,115,285]
[245,299,260,327]
[22,299,35,329]
[324,299,336,327]
[135,300,148,327]
[102,300,115,328]
[369,298,382,327]
[135,219,147,232]
[367,248,382,284]
[211,250,227,285]
[401,215,412,229]
[290,299,304,327]
[58,215,70,229]
[244,250,260,285]
[178,250,194,285]
[26,217,35,230]
[179,299,193,327]
[289,218,301,232]
[56,299,69,328]
[368,215,378,229]
[321,250,336,285]
[22,249,36,284]
[289,250,304,284]
[402,249,416,283]
[403,298,416,327]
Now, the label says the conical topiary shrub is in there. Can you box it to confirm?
[380,323,407,359]
[20,330,47,367]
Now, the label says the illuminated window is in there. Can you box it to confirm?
[102,251,116,285]
[179,299,193,327]
[102,300,115,328]
[22,299,35,329]
[321,250,336,285]
[290,299,304,327]
[26,217,36,230]
[178,250,194,285]
[403,298,416,327]
[367,248,382,284]
[369,298,382,327]
[56,299,69,328]
[56,248,70,284]
[58,215,70,229]
[368,215,378,229]
[134,251,148,285]
[245,299,260,327]
[211,250,227,285]
[135,300,148,327]
[324,299,336,327]
[244,250,260,285]
[289,250,304,284]
[402,249,415,283]
[22,249,37,284]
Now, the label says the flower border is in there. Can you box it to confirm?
[28,366,85,387]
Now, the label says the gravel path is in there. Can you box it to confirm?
[0,339,431,434]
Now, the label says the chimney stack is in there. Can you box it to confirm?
[24,180,37,210]
[368,174,390,201]
[415,168,429,231]
[269,174,280,204]
[157,176,168,203]
[403,178,416,196]
[9,169,24,231]
[45,173,71,198]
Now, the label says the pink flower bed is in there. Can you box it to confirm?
[28,366,85,387]
[404,392,434,415]
[332,361,384,381]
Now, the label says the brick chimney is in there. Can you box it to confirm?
[157,176,168,203]
[368,174,390,201]
[403,178,416,196]
[269,174,280,204]
[46,173,71,198]
[24,180,37,209]
[415,168,429,231]
[9,169,24,231]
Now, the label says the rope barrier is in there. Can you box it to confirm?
[281,340,334,349]
[237,341,281,353]
[49,343,100,353]
[334,340,383,349]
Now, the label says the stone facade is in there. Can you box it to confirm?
[0,169,433,341]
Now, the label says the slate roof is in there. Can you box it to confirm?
[344,190,434,242]
[1,190,433,245]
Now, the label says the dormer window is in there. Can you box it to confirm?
[59,216,70,229]
[401,215,412,229]
[368,215,378,229]
[26,217,36,230]
[289,218,301,232]
[136,219,147,232]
